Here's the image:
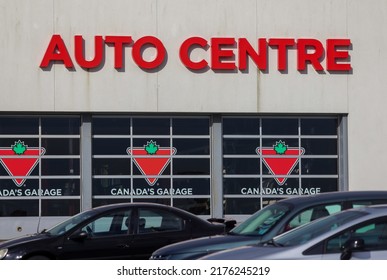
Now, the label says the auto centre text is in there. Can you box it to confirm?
[40,35,352,72]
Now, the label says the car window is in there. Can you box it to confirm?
[285,204,342,232]
[81,210,131,236]
[46,209,95,235]
[326,219,387,253]
[351,200,387,208]
[231,203,290,236]
[274,210,368,247]
[138,208,183,234]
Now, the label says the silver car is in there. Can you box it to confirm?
[201,205,387,260]
[151,191,387,260]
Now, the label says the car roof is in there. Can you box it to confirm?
[277,191,387,206]
[355,204,387,214]
[89,202,204,220]
[92,202,182,212]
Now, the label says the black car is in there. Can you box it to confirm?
[150,191,387,260]
[0,203,225,260]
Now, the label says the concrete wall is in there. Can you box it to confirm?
[1,0,387,190]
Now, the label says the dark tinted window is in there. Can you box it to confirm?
[41,117,80,134]
[0,117,38,134]
[173,118,209,135]
[223,118,260,135]
[301,118,337,135]
[133,118,170,135]
[262,118,298,135]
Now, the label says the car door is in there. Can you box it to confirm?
[60,209,134,259]
[128,207,189,259]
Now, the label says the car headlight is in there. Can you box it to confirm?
[0,249,8,260]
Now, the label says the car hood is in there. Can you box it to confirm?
[199,245,287,260]
[0,233,52,249]
[151,234,261,259]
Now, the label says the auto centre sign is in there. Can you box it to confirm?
[40,35,352,72]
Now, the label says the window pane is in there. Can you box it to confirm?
[224,198,261,214]
[133,118,170,135]
[173,118,209,135]
[92,117,130,135]
[223,118,260,135]
[223,178,261,195]
[132,138,170,148]
[302,139,337,155]
[41,179,80,196]
[173,178,210,195]
[173,139,209,155]
[0,200,39,216]
[0,117,39,135]
[261,138,299,148]
[92,138,130,155]
[93,158,131,175]
[41,138,80,155]
[133,178,170,190]
[301,118,337,135]
[41,117,80,135]
[173,198,210,215]
[223,158,260,175]
[173,158,210,175]
[41,159,80,175]
[302,158,337,175]
[266,178,300,192]
[41,199,80,216]
[301,178,338,193]
[132,198,170,205]
[223,138,259,154]
[93,178,131,195]
[93,198,133,208]
[262,118,298,135]
[0,138,39,149]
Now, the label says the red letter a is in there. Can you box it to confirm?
[40,35,74,68]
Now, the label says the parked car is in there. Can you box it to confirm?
[150,191,387,260]
[201,205,387,260]
[0,202,225,260]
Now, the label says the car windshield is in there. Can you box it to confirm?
[272,210,369,247]
[230,203,291,236]
[44,210,96,236]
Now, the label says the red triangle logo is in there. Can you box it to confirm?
[256,141,304,186]
[0,142,45,187]
[127,142,176,186]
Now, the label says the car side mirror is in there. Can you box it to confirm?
[340,238,365,260]
[69,230,89,242]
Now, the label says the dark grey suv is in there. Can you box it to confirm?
[150,191,387,260]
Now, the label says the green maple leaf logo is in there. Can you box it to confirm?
[144,140,159,155]
[12,140,27,155]
[274,140,288,155]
